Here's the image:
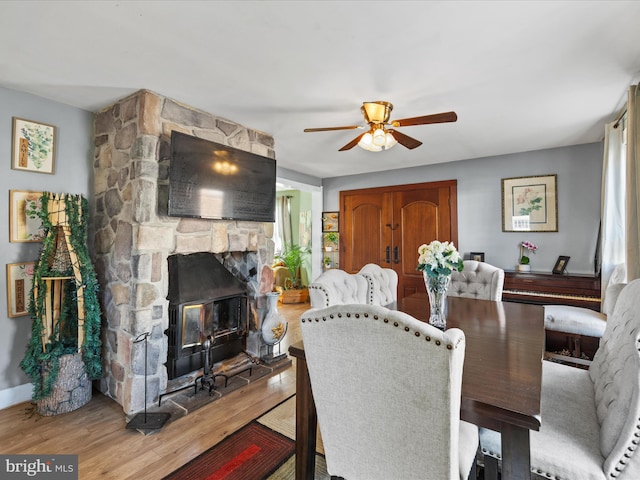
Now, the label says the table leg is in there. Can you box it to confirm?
[500,423,531,480]
[295,355,317,480]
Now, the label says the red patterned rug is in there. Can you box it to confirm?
[162,422,294,480]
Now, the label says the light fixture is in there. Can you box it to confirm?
[358,124,397,152]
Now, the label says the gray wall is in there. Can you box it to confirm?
[0,86,93,404]
[323,143,603,275]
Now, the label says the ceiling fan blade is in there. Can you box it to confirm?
[304,125,361,133]
[338,132,366,151]
[388,129,422,150]
[391,111,457,127]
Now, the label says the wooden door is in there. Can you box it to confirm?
[341,181,457,300]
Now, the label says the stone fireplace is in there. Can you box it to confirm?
[92,90,276,414]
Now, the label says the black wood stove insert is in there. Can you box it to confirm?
[165,252,249,380]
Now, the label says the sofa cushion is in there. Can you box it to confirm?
[544,305,607,337]
[480,360,604,480]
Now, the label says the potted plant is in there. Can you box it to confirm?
[324,232,339,251]
[517,240,538,272]
[274,243,310,303]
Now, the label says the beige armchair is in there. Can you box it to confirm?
[299,303,479,480]
[447,260,504,301]
[480,279,640,480]
[358,263,399,307]
[307,269,368,309]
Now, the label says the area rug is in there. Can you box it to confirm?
[162,422,294,480]
[163,396,329,480]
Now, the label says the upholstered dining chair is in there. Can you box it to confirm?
[447,260,504,301]
[544,263,627,344]
[299,303,479,480]
[358,263,399,307]
[479,279,640,480]
[307,269,368,309]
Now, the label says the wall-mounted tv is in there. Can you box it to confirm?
[168,131,276,222]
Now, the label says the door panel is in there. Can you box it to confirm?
[394,186,453,298]
[341,192,392,272]
[341,181,457,300]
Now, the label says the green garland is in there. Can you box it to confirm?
[19,193,103,400]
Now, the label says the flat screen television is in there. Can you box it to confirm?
[168,131,276,222]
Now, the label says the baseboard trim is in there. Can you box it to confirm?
[0,383,33,410]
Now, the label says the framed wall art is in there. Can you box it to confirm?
[502,174,558,232]
[552,256,570,275]
[11,117,57,174]
[9,190,45,242]
[6,262,35,318]
[470,252,485,262]
[322,211,339,232]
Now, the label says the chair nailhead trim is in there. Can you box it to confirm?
[415,332,420,337]
[426,336,431,341]
[435,340,441,345]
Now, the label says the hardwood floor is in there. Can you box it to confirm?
[0,301,310,480]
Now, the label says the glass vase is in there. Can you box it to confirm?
[424,272,451,330]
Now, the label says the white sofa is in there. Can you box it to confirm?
[480,278,640,480]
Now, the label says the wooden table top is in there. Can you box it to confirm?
[398,293,545,431]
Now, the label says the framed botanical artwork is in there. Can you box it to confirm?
[11,117,57,174]
[6,262,35,318]
[502,174,558,232]
[9,190,45,242]
[470,252,485,262]
[552,256,570,275]
[322,211,339,232]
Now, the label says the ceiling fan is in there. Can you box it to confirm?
[303,101,457,152]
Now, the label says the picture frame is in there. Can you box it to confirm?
[552,256,570,275]
[470,252,485,262]
[11,117,57,174]
[6,262,35,318]
[9,190,45,242]
[502,174,558,232]
[322,211,339,232]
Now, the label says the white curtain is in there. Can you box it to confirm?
[626,84,640,281]
[275,195,293,254]
[600,120,626,294]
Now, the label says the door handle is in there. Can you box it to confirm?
[393,246,399,264]
[385,246,391,264]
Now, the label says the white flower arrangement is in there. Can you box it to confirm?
[417,240,464,278]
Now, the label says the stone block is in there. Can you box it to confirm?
[175,234,212,253]
[139,90,163,136]
[114,222,133,262]
[111,284,131,306]
[151,252,163,283]
[114,122,137,150]
[136,225,175,251]
[94,227,115,255]
[228,232,249,251]
[116,262,132,283]
[105,188,124,218]
[134,179,156,223]
[132,254,151,281]
[131,136,158,162]
[94,110,114,135]
[112,149,131,169]
[131,338,161,376]
[152,305,164,321]
[162,99,216,129]
[135,283,159,308]
[177,218,212,233]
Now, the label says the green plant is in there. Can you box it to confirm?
[324,232,339,245]
[19,193,102,400]
[274,243,310,289]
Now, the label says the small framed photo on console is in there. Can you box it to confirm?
[470,252,485,262]
[552,256,570,274]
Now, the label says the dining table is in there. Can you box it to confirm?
[288,294,545,480]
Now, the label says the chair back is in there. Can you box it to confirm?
[358,263,399,306]
[448,260,504,301]
[308,269,368,308]
[300,304,466,479]
[589,279,640,479]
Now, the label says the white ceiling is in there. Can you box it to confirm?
[1,1,640,179]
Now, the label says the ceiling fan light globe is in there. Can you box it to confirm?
[384,132,397,149]
[358,132,382,151]
[372,127,387,147]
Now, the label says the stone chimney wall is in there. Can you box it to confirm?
[92,90,275,414]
